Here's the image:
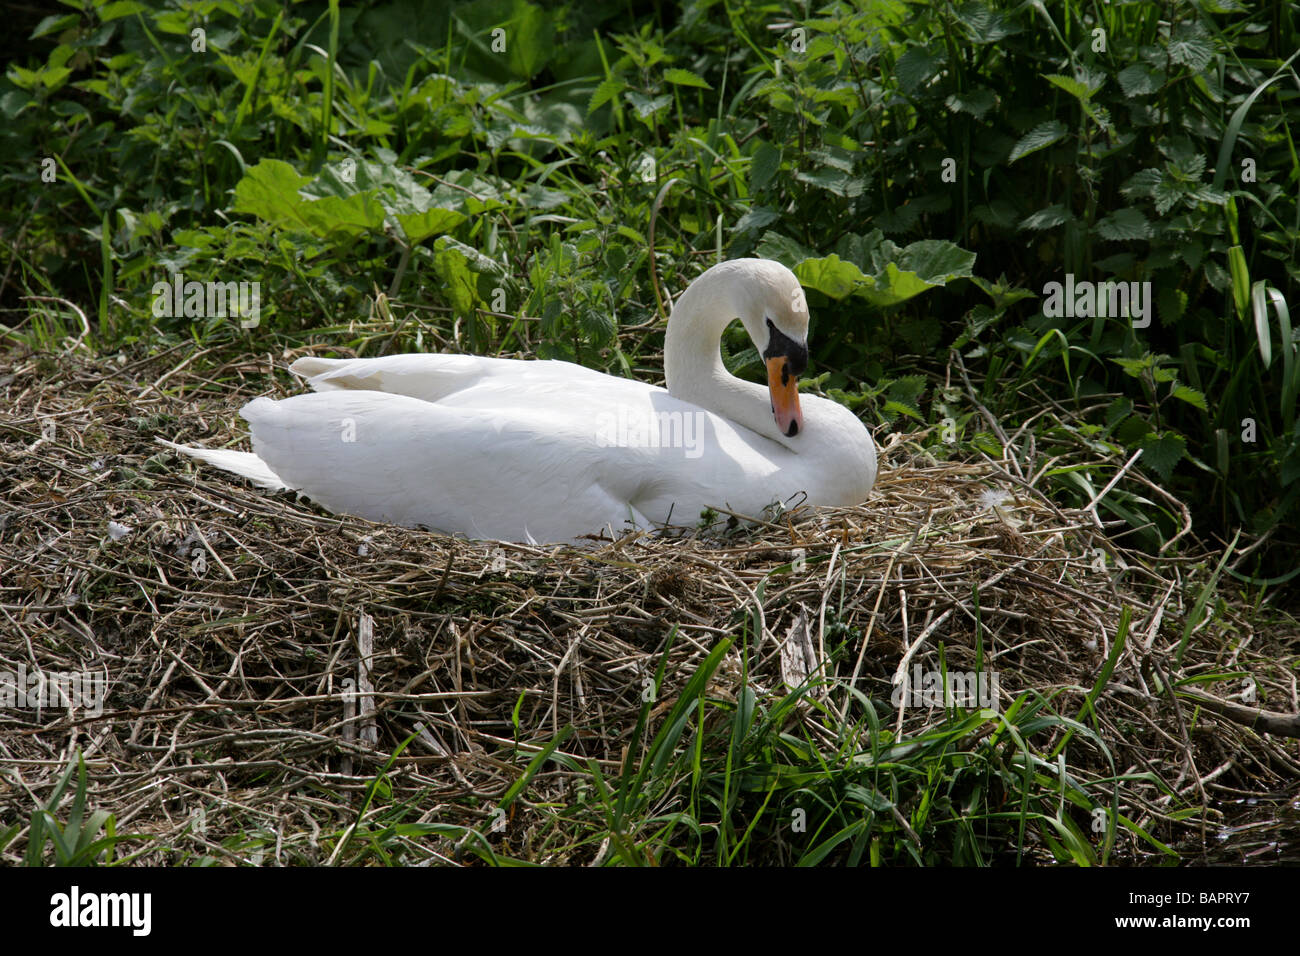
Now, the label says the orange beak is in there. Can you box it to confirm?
[766,355,804,437]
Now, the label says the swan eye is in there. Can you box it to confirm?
[763,317,808,376]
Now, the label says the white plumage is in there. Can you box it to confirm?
[159,259,877,542]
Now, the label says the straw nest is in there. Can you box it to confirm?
[2,346,1298,865]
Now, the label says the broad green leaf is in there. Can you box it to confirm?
[888,374,927,409]
[945,88,996,116]
[794,254,869,300]
[395,209,465,244]
[625,91,672,120]
[497,0,554,79]
[895,239,976,285]
[733,206,779,233]
[1121,168,1164,198]
[953,1,1021,42]
[794,168,864,197]
[1020,204,1070,230]
[98,1,148,21]
[785,238,974,307]
[895,47,938,94]
[587,76,625,114]
[883,399,924,421]
[663,67,711,89]
[1095,208,1153,240]
[433,245,478,316]
[1139,431,1187,482]
[1168,22,1214,72]
[435,236,505,276]
[755,232,818,267]
[1116,64,1163,97]
[296,194,388,242]
[31,13,78,37]
[1170,385,1208,411]
[231,159,313,227]
[1009,121,1068,163]
[1043,73,1096,101]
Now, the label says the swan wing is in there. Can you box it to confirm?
[235,383,793,541]
[290,354,614,404]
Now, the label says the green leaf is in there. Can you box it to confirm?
[794,168,864,198]
[793,254,869,300]
[232,159,313,226]
[587,76,625,114]
[1020,204,1070,230]
[98,1,147,22]
[1009,121,1068,163]
[311,160,464,242]
[788,239,974,307]
[1167,22,1214,72]
[1112,355,1153,378]
[1139,431,1187,482]
[945,88,996,116]
[1095,208,1153,241]
[433,245,478,317]
[1170,385,1207,411]
[395,209,465,244]
[499,0,554,79]
[663,67,711,89]
[895,47,939,94]
[887,374,927,409]
[750,140,781,192]
[435,236,505,276]
[953,1,1021,43]
[1251,280,1273,368]
[754,232,818,268]
[1227,246,1250,320]
[896,239,977,285]
[883,399,924,422]
[1116,64,1164,97]
[31,13,78,37]
[733,206,779,233]
[1043,73,1097,101]
[626,91,672,120]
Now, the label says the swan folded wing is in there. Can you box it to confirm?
[238,389,789,541]
[289,354,614,405]
[237,391,655,540]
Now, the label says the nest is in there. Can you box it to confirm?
[2,346,1298,865]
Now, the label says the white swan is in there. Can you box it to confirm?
[159,258,877,542]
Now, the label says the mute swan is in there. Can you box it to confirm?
[159,258,877,542]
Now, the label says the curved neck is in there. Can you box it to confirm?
[663,262,794,448]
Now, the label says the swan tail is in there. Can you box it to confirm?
[155,438,288,491]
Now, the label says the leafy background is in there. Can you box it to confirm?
[2,0,1298,583]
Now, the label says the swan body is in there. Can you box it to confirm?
[160,259,877,542]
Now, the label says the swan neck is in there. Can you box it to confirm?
[662,262,792,447]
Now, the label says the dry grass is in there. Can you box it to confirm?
[2,345,1298,865]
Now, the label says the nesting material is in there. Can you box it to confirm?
[1,349,1296,865]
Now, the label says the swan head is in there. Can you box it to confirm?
[733,261,810,438]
